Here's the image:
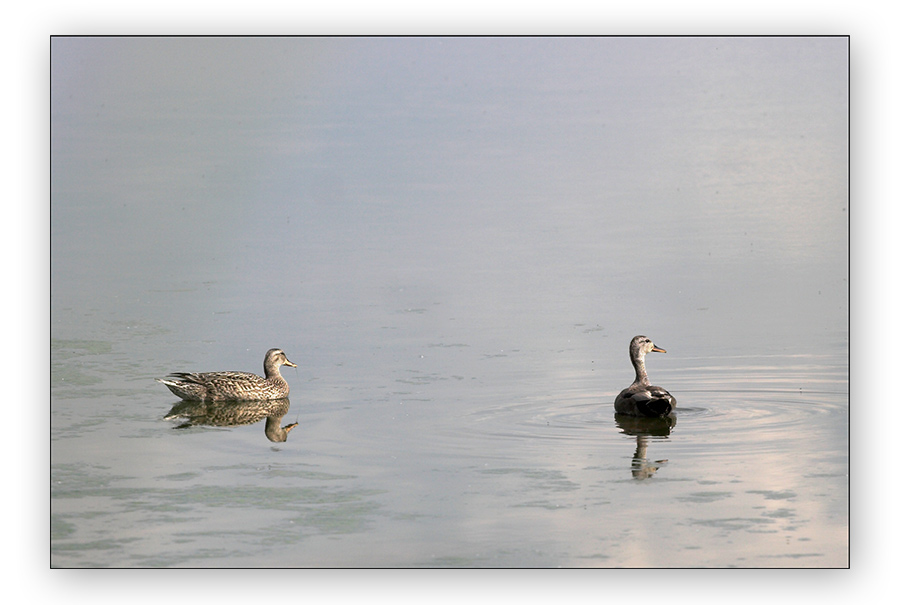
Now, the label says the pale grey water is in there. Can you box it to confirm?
[51,36,848,568]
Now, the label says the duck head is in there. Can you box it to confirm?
[265,348,297,369]
[630,335,666,360]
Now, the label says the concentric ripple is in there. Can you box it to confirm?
[421,354,849,466]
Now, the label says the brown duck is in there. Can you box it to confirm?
[157,348,297,401]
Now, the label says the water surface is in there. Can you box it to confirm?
[51,36,848,568]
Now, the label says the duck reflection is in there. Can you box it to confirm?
[164,397,297,442]
[615,413,676,480]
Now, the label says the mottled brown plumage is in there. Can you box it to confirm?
[157,348,296,402]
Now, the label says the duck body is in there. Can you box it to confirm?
[614,335,676,417]
[157,348,296,402]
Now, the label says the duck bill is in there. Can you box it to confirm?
[284,359,298,367]
[652,346,667,353]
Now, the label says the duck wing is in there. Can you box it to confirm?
[636,386,676,417]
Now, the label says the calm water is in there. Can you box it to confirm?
[50,36,848,568]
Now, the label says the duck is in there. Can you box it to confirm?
[614,335,676,417]
[157,348,297,402]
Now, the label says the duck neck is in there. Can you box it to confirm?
[632,353,650,385]
[263,362,282,379]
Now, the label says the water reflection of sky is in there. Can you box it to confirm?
[51,37,848,568]
[52,37,847,362]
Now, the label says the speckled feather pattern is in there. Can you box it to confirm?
[157,348,296,402]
